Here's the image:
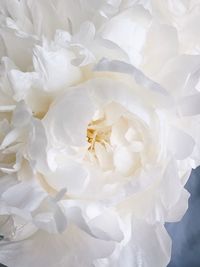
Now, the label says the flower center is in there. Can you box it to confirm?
[87,119,111,151]
[85,103,145,175]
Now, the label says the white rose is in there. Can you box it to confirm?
[35,70,194,266]
[0,1,200,267]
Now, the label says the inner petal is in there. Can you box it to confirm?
[85,102,142,175]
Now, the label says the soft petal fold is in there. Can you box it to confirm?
[0,226,115,267]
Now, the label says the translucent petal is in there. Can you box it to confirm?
[0,226,115,267]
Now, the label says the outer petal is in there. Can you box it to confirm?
[27,118,49,173]
[100,6,151,66]
[33,44,82,92]
[158,159,190,223]
[43,156,88,195]
[116,220,171,267]
[0,225,115,267]
[156,55,200,96]
[95,218,171,267]
[141,23,178,77]
[89,210,124,242]
[25,0,67,39]
[168,127,195,160]
[1,181,46,213]
[0,27,36,71]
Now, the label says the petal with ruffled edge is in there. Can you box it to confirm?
[95,218,171,267]
[0,225,115,267]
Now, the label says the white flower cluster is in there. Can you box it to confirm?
[0,1,200,266]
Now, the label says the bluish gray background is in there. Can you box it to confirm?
[166,167,200,267]
[0,168,200,267]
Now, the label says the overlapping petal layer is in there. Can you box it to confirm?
[0,1,200,266]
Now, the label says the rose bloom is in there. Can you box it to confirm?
[0,1,200,267]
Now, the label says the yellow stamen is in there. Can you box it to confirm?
[87,119,111,151]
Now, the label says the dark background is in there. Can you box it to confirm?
[1,168,200,267]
